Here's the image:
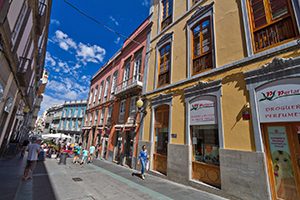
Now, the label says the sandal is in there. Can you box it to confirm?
[23,177,32,180]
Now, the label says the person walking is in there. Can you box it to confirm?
[87,143,95,164]
[72,142,82,164]
[22,139,42,180]
[21,138,30,157]
[137,145,149,180]
[80,149,88,165]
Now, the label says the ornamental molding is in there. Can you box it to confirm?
[151,92,173,106]
[187,1,214,25]
[157,32,173,47]
[244,56,300,84]
[184,79,222,98]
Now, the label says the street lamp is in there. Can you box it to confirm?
[136,96,149,116]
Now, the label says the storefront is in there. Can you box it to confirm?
[244,57,300,200]
[124,128,134,167]
[185,80,223,188]
[113,128,123,163]
[101,128,110,159]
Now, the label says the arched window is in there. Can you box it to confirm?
[158,44,171,87]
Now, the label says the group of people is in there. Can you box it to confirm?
[72,142,95,165]
[20,136,150,181]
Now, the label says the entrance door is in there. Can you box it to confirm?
[262,123,300,200]
[153,105,169,175]
[124,131,134,167]
[114,131,123,163]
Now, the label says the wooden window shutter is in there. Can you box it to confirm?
[162,111,169,127]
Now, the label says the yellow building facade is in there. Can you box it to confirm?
[139,0,300,199]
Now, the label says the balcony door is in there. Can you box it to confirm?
[122,62,130,88]
[133,54,142,83]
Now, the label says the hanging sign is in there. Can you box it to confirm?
[190,96,217,125]
[256,78,300,123]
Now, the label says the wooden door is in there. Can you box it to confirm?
[153,105,169,175]
[262,123,300,200]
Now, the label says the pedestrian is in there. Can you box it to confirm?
[87,143,95,164]
[137,145,149,180]
[72,142,82,164]
[21,138,30,157]
[80,149,89,165]
[22,139,42,180]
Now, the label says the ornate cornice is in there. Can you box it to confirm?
[184,79,222,97]
[151,92,173,106]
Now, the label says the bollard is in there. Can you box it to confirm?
[58,152,68,165]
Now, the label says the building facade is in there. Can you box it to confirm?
[139,0,300,199]
[0,0,52,156]
[82,17,151,168]
[59,100,86,141]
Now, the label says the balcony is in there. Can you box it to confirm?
[115,73,143,97]
[52,116,61,120]
[35,1,46,36]
[16,58,31,87]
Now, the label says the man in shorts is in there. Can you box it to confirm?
[87,143,95,164]
[22,139,42,180]
[80,149,88,165]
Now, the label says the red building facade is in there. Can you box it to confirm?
[82,16,151,168]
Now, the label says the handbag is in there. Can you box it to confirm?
[145,161,149,170]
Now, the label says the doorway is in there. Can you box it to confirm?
[114,131,123,163]
[153,105,169,175]
[124,131,134,167]
[261,122,300,200]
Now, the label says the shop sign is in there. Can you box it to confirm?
[190,96,217,125]
[256,78,300,123]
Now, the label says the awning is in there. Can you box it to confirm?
[124,125,135,131]
[115,125,123,131]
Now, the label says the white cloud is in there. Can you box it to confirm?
[76,43,106,65]
[45,52,56,66]
[114,37,120,44]
[53,30,77,51]
[58,61,70,73]
[58,91,78,100]
[81,75,87,79]
[141,0,150,6]
[110,16,119,26]
[50,19,60,25]
[40,94,65,114]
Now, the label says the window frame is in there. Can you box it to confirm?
[246,0,300,52]
[110,71,118,100]
[103,76,111,103]
[122,61,131,88]
[98,81,104,105]
[133,54,142,83]
[158,43,171,87]
[161,0,173,31]
[118,99,127,123]
[240,0,300,56]
[154,32,173,89]
[187,2,216,78]
[93,85,98,107]
[89,89,93,108]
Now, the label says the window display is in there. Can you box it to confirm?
[191,125,219,166]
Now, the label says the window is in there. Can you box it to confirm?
[89,89,93,108]
[80,108,84,117]
[72,119,76,129]
[118,100,126,123]
[191,125,219,166]
[74,108,78,117]
[11,0,28,45]
[93,85,98,107]
[110,71,118,100]
[64,109,67,117]
[103,76,110,103]
[106,104,113,124]
[158,44,171,87]
[247,0,298,51]
[192,18,213,75]
[98,81,104,105]
[69,109,73,117]
[128,96,138,123]
[122,62,131,88]
[94,109,99,126]
[85,114,88,126]
[161,0,173,30]
[133,54,142,82]
[155,105,169,156]
[99,107,106,125]
[187,2,215,78]
[90,111,94,126]
[0,84,3,103]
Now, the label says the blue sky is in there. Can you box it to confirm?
[40,0,150,115]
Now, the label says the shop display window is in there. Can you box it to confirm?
[191,125,219,166]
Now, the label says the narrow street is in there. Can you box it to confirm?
[0,152,228,200]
